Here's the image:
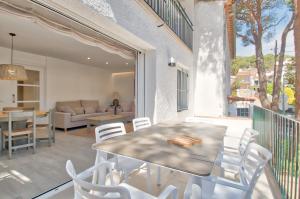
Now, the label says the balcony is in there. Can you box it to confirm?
[144,0,193,49]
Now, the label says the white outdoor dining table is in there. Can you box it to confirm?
[92,121,226,177]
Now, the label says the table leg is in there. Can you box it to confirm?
[87,123,92,133]
[156,166,161,186]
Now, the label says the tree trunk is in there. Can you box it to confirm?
[295,0,300,120]
[255,39,271,108]
[272,12,295,111]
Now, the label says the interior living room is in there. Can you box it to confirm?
[0,9,137,134]
[0,6,140,198]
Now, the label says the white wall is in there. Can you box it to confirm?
[0,46,113,110]
[46,57,112,108]
[193,1,230,117]
[112,72,135,104]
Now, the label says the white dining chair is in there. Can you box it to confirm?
[2,111,36,159]
[215,128,259,173]
[66,160,178,199]
[132,117,163,187]
[95,122,151,191]
[184,143,272,199]
[132,117,151,131]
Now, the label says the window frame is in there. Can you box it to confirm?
[177,68,189,112]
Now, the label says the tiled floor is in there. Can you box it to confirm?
[0,119,276,199]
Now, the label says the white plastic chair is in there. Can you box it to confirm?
[215,128,259,172]
[132,117,151,131]
[66,160,178,199]
[132,117,163,187]
[184,143,272,199]
[95,122,151,191]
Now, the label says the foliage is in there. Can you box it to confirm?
[236,0,285,46]
[231,54,277,74]
[267,83,273,95]
[266,84,295,104]
[231,78,241,90]
[284,57,296,86]
[284,86,296,105]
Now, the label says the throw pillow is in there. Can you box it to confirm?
[60,106,76,116]
[85,106,96,114]
[73,107,84,115]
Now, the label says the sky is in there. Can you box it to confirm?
[236,4,295,57]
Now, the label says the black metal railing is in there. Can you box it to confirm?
[253,106,300,199]
[144,0,193,49]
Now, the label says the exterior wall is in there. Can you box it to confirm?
[193,1,231,117]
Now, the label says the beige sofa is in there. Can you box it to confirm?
[54,100,135,132]
[54,100,109,132]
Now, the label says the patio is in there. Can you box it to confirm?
[0,117,276,199]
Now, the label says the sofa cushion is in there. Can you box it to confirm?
[60,106,76,116]
[81,100,100,113]
[73,107,84,115]
[56,100,81,112]
[85,106,96,114]
[71,114,86,122]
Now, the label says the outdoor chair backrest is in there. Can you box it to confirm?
[239,143,272,197]
[239,128,259,156]
[66,160,131,199]
[95,122,126,143]
[132,117,151,131]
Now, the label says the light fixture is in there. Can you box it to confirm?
[0,33,28,80]
[125,62,128,65]
[106,61,109,65]
[87,57,91,60]
[168,57,176,67]
[112,91,120,100]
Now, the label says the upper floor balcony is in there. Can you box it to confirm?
[144,0,193,50]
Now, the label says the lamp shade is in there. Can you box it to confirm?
[112,91,120,100]
[0,64,28,80]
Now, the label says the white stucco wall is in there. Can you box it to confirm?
[193,1,230,117]
[37,0,194,123]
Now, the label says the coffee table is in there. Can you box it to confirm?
[86,114,127,133]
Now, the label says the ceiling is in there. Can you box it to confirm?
[0,11,135,72]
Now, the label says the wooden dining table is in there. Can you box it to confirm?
[92,121,226,177]
[0,111,48,121]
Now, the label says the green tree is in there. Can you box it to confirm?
[236,0,295,111]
